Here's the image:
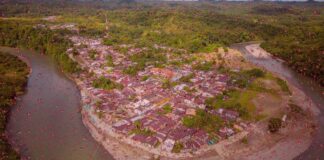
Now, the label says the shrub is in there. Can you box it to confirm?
[162,79,176,89]
[275,78,291,94]
[268,118,282,133]
[289,103,304,115]
[172,142,183,153]
[141,75,149,81]
[179,73,195,83]
[131,128,155,136]
[193,61,214,71]
[123,63,145,76]
[106,55,114,67]
[241,137,248,144]
[244,68,265,78]
[182,109,224,133]
[181,116,192,126]
[103,38,118,46]
[71,48,79,56]
[88,49,98,60]
[161,104,173,114]
[92,77,123,90]
[223,47,229,53]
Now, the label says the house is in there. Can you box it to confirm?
[145,136,159,147]
[218,108,239,121]
[168,126,195,141]
[174,84,187,91]
[150,68,175,79]
[162,139,175,152]
[219,127,234,138]
[155,132,167,141]
[134,99,150,108]
[186,108,196,116]
[183,140,201,151]
[113,123,135,135]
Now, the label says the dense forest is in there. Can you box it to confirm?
[0,52,29,159]
[0,1,323,86]
[0,21,80,74]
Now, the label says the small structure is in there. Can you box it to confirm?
[162,139,175,152]
[186,108,196,116]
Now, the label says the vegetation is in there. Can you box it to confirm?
[244,68,265,78]
[131,120,155,136]
[89,49,98,60]
[0,2,323,85]
[160,104,173,114]
[71,47,79,56]
[0,21,80,74]
[92,76,123,90]
[172,142,183,153]
[179,73,195,83]
[124,48,167,75]
[241,136,248,145]
[0,52,29,160]
[289,103,305,115]
[205,89,250,119]
[275,77,291,95]
[96,110,105,119]
[131,128,155,136]
[268,118,282,133]
[162,79,177,89]
[229,68,265,88]
[105,55,114,67]
[205,68,275,120]
[193,61,214,71]
[141,75,149,81]
[182,109,224,133]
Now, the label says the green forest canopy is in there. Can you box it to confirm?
[0,2,323,85]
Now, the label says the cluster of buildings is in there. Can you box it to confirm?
[35,23,79,32]
[67,36,247,154]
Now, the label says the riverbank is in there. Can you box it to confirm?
[231,43,321,159]
[2,47,114,160]
[0,51,30,159]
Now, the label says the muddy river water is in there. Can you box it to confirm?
[231,43,324,160]
[2,43,323,160]
[3,47,113,160]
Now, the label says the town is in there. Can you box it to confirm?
[66,35,249,155]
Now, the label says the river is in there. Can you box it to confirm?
[3,47,113,160]
[231,43,324,160]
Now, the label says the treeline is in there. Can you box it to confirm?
[0,52,29,160]
[103,9,259,53]
[0,20,80,160]
[103,4,323,85]
[0,2,323,85]
[0,20,80,74]
[261,38,324,86]
[102,6,323,85]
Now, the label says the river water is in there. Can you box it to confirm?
[231,43,324,160]
[3,47,113,160]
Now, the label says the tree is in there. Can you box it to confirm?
[268,118,282,133]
